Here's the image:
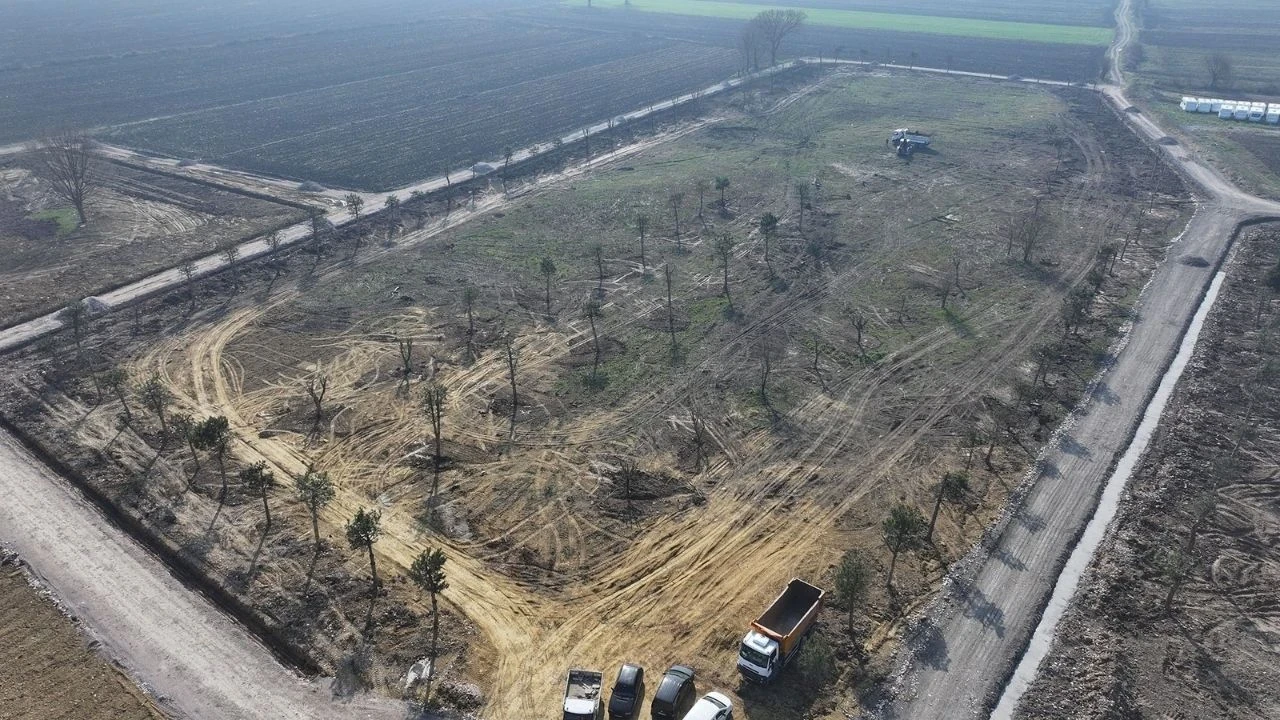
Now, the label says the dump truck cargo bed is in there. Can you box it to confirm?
[754,578,823,637]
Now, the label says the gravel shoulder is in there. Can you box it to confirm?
[0,430,401,720]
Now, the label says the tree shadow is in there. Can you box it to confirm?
[909,619,951,671]
[953,580,1006,637]
[1059,433,1092,459]
[331,644,374,698]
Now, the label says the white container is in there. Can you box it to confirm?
[1267,107,1280,124]
[1197,98,1214,113]
[1210,99,1225,112]
[1234,104,1250,120]
[1219,102,1236,119]
[1180,96,1198,111]
[1249,104,1266,122]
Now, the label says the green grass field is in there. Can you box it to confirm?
[573,0,1113,45]
[29,208,79,236]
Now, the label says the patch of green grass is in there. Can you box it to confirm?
[572,0,1112,45]
[29,208,79,236]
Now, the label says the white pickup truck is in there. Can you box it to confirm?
[563,668,604,720]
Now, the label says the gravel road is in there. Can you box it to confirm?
[0,431,403,720]
[884,0,1280,717]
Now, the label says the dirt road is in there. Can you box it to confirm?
[884,0,1280,717]
[0,430,403,720]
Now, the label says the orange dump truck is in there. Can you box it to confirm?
[736,578,824,683]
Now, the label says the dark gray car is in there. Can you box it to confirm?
[649,665,696,720]
[608,663,645,719]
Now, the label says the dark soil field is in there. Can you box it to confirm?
[0,552,162,720]
[541,7,1109,83]
[101,28,736,190]
[1136,0,1280,93]
[0,157,305,326]
[1017,226,1280,719]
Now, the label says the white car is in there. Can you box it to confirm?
[681,691,733,720]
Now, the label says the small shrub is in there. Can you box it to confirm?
[795,634,836,687]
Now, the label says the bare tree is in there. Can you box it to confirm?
[179,259,198,309]
[422,380,447,507]
[592,244,606,293]
[751,9,806,67]
[1007,201,1047,263]
[397,335,414,381]
[264,231,284,279]
[758,340,776,410]
[690,406,709,472]
[503,332,520,439]
[540,256,557,317]
[461,286,479,361]
[584,298,604,386]
[738,22,764,73]
[851,312,869,357]
[794,181,811,233]
[304,370,328,430]
[36,134,96,225]
[668,192,684,250]
[665,264,678,363]
[635,215,650,268]
[714,233,736,310]
[219,242,241,292]
[1206,52,1233,90]
[60,301,86,354]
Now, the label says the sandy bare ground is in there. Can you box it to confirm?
[0,430,402,720]
[881,0,1280,717]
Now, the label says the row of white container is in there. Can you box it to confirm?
[1181,97,1280,123]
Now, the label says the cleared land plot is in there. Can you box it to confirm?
[686,0,1117,26]
[572,0,1113,44]
[0,557,161,720]
[0,158,304,325]
[1017,226,1280,720]
[0,70,1191,718]
[104,33,735,190]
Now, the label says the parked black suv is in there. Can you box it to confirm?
[649,665,696,720]
[608,663,645,719]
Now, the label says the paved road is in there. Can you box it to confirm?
[884,0,1280,717]
[0,432,403,720]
